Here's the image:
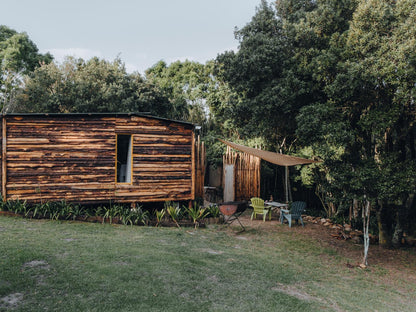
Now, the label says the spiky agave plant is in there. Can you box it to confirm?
[186,202,209,228]
[165,201,182,228]
[130,206,149,225]
[155,208,166,227]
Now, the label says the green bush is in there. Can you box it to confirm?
[186,202,209,228]
[130,206,149,226]
[0,198,212,229]
[165,201,183,227]
[155,208,166,227]
[206,204,220,218]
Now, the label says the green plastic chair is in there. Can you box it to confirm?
[280,201,306,227]
[250,197,272,221]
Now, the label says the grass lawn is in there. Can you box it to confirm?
[0,215,415,311]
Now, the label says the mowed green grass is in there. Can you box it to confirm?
[0,216,415,312]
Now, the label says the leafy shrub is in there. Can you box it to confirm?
[206,204,220,218]
[68,204,87,220]
[102,204,125,224]
[33,202,49,218]
[0,198,211,230]
[130,206,149,226]
[165,201,182,228]
[155,208,166,227]
[1,199,29,216]
[186,202,209,228]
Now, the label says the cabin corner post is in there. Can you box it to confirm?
[2,116,6,201]
[191,131,196,200]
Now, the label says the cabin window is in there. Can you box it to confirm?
[116,134,132,183]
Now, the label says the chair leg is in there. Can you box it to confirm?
[251,212,254,220]
[300,216,304,227]
[288,216,292,228]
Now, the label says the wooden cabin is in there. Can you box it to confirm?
[0,113,196,204]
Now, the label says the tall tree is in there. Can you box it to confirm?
[344,0,416,247]
[215,0,298,151]
[297,0,416,247]
[146,60,222,127]
[15,56,174,118]
[0,25,53,111]
[287,0,359,216]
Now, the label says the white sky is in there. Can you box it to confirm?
[2,0,261,74]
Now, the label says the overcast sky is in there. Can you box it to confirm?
[2,0,261,73]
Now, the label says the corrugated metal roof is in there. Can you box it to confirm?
[219,139,319,166]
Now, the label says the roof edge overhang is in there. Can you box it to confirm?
[219,139,319,167]
[1,112,195,128]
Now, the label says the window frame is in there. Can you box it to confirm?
[115,133,133,185]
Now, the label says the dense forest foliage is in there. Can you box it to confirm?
[1,0,415,247]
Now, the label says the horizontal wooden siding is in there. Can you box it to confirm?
[1,115,194,203]
[115,116,193,202]
[4,116,116,203]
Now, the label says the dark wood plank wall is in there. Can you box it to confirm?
[115,116,194,202]
[4,115,116,203]
[1,115,194,203]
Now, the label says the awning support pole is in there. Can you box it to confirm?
[285,166,289,203]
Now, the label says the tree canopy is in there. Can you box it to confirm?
[13,56,177,118]
[0,25,53,111]
[215,1,297,150]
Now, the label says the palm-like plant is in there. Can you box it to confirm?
[186,203,209,228]
[155,209,166,227]
[207,204,220,218]
[130,206,149,225]
[165,201,182,228]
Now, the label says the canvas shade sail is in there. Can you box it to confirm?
[219,139,319,166]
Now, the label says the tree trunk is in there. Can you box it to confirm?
[392,194,412,247]
[362,198,371,267]
[406,193,416,236]
[392,209,404,248]
[376,201,393,248]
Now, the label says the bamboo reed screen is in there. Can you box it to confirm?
[223,146,260,201]
[195,136,206,199]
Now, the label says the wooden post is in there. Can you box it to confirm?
[2,117,6,201]
[285,166,289,203]
[199,140,206,198]
[191,131,196,199]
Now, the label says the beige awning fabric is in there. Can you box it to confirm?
[219,139,319,167]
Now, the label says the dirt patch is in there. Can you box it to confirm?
[22,260,50,270]
[63,238,76,242]
[235,235,249,240]
[21,260,51,286]
[207,275,219,282]
[0,293,24,310]
[201,248,224,255]
[272,283,319,301]
[113,261,129,266]
[237,213,416,279]
[272,282,317,301]
[271,282,344,312]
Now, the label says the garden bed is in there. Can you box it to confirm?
[0,200,223,228]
